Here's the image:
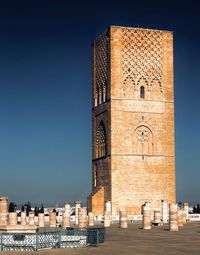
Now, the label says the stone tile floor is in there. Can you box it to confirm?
[2,222,200,255]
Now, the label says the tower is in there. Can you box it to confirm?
[88,26,176,216]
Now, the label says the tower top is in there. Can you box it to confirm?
[93,25,173,44]
[109,25,173,33]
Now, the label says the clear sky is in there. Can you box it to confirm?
[0,0,199,207]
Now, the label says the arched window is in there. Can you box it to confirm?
[96,84,106,106]
[96,122,107,158]
[102,85,106,102]
[94,164,98,188]
[140,86,145,99]
[95,89,98,107]
[98,87,102,105]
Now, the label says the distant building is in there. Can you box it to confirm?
[88,26,176,216]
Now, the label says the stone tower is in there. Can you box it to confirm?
[88,26,176,216]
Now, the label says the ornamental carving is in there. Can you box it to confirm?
[136,127,150,142]
[121,28,163,98]
[94,32,108,104]
[135,125,153,154]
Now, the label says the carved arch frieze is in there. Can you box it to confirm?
[134,125,153,154]
[132,123,157,155]
[150,77,163,100]
[122,75,135,98]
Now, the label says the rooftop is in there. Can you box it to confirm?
[110,25,173,33]
[6,221,200,255]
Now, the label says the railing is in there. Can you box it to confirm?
[0,227,105,251]
[188,214,200,221]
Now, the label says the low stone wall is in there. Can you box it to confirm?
[0,227,105,251]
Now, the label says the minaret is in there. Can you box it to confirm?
[88,26,176,216]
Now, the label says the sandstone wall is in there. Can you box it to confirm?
[110,26,175,215]
[88,26,176,216]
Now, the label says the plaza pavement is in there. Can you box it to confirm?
[1,221,200,255]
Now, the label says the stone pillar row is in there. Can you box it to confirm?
[142,202,189,231]
[0,197,190,230]
[3,208,94,229]
[0,199,87,228]
[169,203,189,231]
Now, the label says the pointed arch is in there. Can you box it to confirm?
[96,83,106,106]
[134,125,154,155]
[137,76,149,99]
[96,121,107,158]
[123,74,135,85]
[151,77,162,91]
[122,75,135,98]
[151,78,163,100]
[140,86,145,99]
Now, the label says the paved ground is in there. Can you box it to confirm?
[1,221,200,255]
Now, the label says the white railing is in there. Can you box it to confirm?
[188,214,200,221]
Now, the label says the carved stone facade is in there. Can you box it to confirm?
[88,26,176,216]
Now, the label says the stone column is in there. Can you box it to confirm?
[8,212,17,226]
[0,197,8,226]
[29,211,35,226]
[182,209,187,224]
[104,201,112,226]
[177,209,183,227]
[105,201,112,214]
[154,210,161,225]
[183,202,189,221]
[21,211,27,226]
[34,216,38,225]
[169,203,178,231]
[88,212,94,227]
[162,200,168,223]
[38,213,45,227]
[49,212,56,227]
[62,202,71,228]
[143,203,151,230]
[104,211,111,227]
[75,201,81,225]
[78,208,87,228]
[119,209,128,228]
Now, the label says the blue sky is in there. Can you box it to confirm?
[0,0,199,206]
